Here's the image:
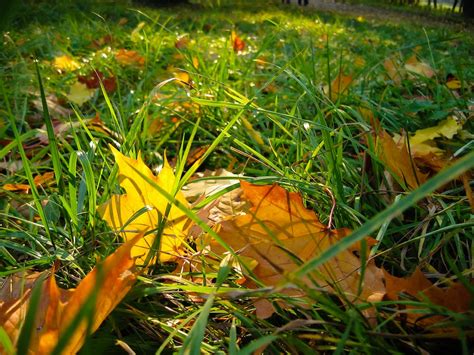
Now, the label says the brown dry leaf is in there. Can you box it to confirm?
[3,172,55,193]
[231,30,245,53]
[384,268,472,330]
[324,72,353,101]
[383,57,403,85]
[375,130,428,189]
[175,36,189,49]
[0,234,140,354]
[36,120,82,145]
[118,17,128,26]
[115,49,145,67]
[404,55,435,79]
[98,146,191,264]
[31,94,72,119]
[199,182,384,318]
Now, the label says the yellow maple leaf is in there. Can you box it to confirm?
[0,234,140,354]
[52,55,80,72]
[197,182,384,317]
[98,146,191,264]
[66,82,95,106]
[394,117,461,156]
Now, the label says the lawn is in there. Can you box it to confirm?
[0,0,473,353]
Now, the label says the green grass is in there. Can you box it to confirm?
[1,0,473,353]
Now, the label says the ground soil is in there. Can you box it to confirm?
[286,0,473,31]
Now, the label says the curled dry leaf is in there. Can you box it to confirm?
[192,182,385,318]
[0,234,140,354]
[36,120,82,145]
[182,169,246,238]
[384,268,472,331]
[98,146,191,264]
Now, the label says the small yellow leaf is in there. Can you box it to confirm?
[52,55,80,72]
[446,79,461,90]
[408,117,462,156]
[66,82,95,106]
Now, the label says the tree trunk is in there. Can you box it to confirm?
[463,0,474,18]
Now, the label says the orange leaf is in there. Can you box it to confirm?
[0,235,140,354]
[375,130,428,189]
[384,268,472,330]
[383,57,403,85]
[202,182,384,317]
[231,30,245,53]
[324,72,353,101]
[115,49,145,67]
[3,172,55,193]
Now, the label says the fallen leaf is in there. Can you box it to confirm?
[115,49,145,67]
[3,171,55,193]
[231,30,245,53]
[383,57,403,85]
[66,82,95,106]
[324,72,353,101]
[118,17,128,26]
[175,36,189,49]
[0,234,140,354]
[90,34,113,49]
[404,55,435,79]
[78,70,117,92]
[52,55,80,72]
[36,120,82,145]
[446,74,461,90]
[31,94,72,119]
[197,182,384,318]
[409,117,461,149]
[375,130,428,189]
[384,268,472,330]
[98,146,191,264]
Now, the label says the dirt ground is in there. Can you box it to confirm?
[284,0,472,30]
